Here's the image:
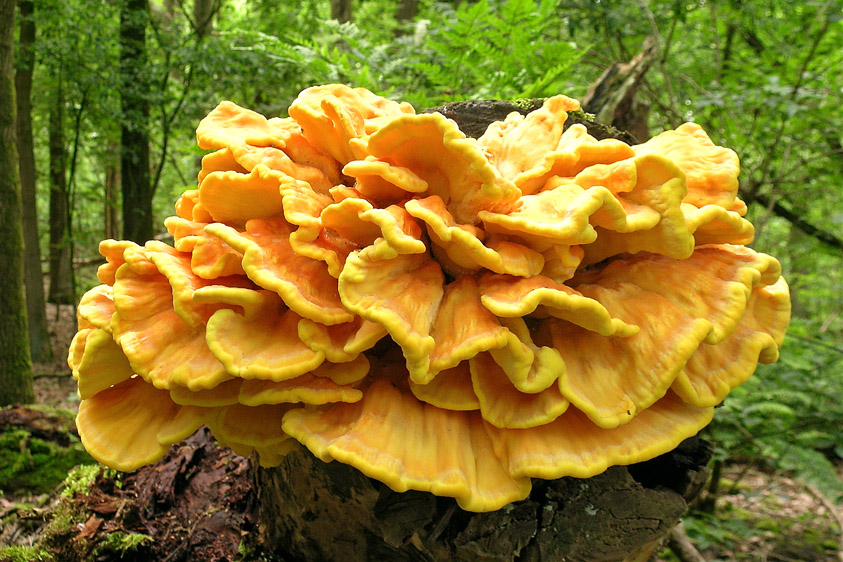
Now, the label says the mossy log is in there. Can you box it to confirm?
[253,99,712,562]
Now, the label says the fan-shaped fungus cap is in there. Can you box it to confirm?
[70,85,790,512]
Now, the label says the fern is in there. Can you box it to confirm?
[406,0,585,107]
[710,316,843,503]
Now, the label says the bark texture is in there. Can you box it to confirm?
[255,437,712,562]
[15,0,53,361]
[0,0,35,405]
[119,0,153,243]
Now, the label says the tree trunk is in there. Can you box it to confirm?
[253,100,713,562]
[193,0,216,37]
[104,146,120,240]
[0,0,35,406]
[120,0,153,244]
[15,0,53,361]
[396,0,417,22]
[330,0,352,23]
[47,74,74,305]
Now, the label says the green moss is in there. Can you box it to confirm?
[92,532,152,557]
[567,107,597,121]
[0,425,93,496]
[41,465,110,546]
[510,97,544,111]
[60,464,107,498]
[235,540,272,562]
[0,545,54,562]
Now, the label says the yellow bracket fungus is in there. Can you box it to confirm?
[71,85,790,513]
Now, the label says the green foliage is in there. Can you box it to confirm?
[709,316,843,502]
[680,502,839,561]
[404,0,584,106]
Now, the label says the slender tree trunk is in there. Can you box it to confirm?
[0,0,35,405]
[330,0,352,23]
[396,0,417,22]
[193,0,216,37]
[15,0,53,361]
[105,146,120,240]
[47,75,73,305]
[120,0,152,243]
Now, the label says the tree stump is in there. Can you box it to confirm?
[254,437,712,562]
[253,100,713,561]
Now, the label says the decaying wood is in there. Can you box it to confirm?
[426,99,637,144]
[0,405,78,446]
[581,36,658,142]
[40,429,255,562]
[255,437,712,562]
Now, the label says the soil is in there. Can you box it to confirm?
[1,302,841,562]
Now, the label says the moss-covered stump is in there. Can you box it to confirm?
[255,436,712,562]
[0,405,91,496]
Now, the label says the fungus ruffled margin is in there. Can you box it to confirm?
[71,84,790,512]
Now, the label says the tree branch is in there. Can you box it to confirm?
[745,191,843,252]
[668,522,707,562]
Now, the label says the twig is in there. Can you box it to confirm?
[668,521,707,562]
[804,484,843,562]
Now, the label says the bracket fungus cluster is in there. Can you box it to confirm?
[70,85,790,513]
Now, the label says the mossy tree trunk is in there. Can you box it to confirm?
[15,0,53,361]
[104,145,121,240]
[119,0,153,244]
[47,72,74,305]
[0,0,35,406]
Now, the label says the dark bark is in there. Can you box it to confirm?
[255,438,712,562]
[120,0,153,244]
[330,0,352,23]
[41,429,255,562]
[15,0,52,361]
[425,99,637,145]
[0,0,35,405]
[396,0,417,21]
[104,146,120,240]
[47,75,73,305]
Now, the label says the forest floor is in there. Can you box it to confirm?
[0,301,841,561]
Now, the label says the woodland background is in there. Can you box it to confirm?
[0,0,841,560]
